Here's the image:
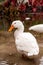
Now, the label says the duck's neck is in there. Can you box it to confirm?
[14,25,24,38]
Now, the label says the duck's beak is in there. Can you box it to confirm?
[8,25,14,32]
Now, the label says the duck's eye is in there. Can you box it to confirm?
[14,23,16,24]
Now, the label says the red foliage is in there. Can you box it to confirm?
[19,3,26,11]
[10,0,17,6]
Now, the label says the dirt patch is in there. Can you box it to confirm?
[0,31,43,65]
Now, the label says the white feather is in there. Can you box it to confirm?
[11,20,39,57]
[29,24,43,33]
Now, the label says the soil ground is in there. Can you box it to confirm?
[0,31,43,65]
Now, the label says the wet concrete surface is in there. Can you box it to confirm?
[0,31,43,65]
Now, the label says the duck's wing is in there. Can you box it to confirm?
[15,32,39,54]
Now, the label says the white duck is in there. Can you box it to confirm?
[8,20,39,58]
[29,24,43,33]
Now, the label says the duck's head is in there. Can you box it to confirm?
[8,20,24,32]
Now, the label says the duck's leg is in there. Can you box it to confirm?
[22,54,29,59]
[21,51,32,59]
[21,51,34,59]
